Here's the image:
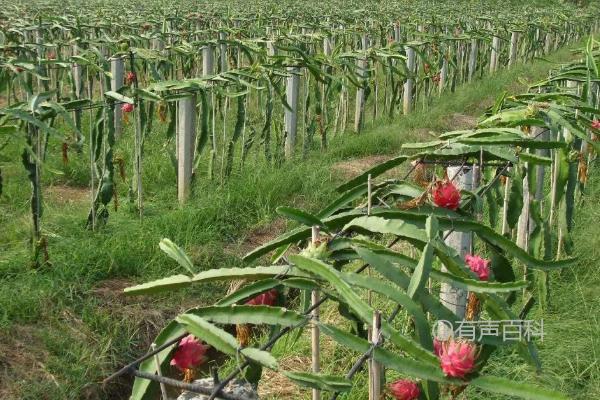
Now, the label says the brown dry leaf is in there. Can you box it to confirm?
[396,191,428,210]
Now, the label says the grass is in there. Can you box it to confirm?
[0,42,597,399]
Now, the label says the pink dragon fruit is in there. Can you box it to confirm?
[245,289,278,306]
[465,254,490,281]
[592,120,600,130]
[170,335,208,371]
[388,379,421,400]
[121,103,134,113]
[432,180,461,210]
[125,71,136,85]
[439,339,478,378]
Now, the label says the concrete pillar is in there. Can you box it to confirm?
[439,166,473,336]
[284,66,300,157]
[508,31,519,67]
[110,56,125,136]
[403,46,416,114]
[177,95,197,204]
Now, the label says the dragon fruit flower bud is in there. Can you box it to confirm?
[432,180,461,210]
[388,379,421,400]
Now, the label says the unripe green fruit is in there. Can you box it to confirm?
[300,241,331,261]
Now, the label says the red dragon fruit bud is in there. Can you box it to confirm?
[592,120,600,130]
[432,180,461,210]
[125,71,136,85]
[121,103,134,113]
[388,379,421,400]
[245,289,278,306]
[439,339,478,378]
[170,335,208,371]
[47,52,56,60]
[465,254,490,281]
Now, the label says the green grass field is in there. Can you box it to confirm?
[1,42,598,399]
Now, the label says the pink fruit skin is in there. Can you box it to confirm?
[433,338,443,357]
[439,340,478,378]
[170,335,208,371]
[126,72,136,85]
[121,103,134,113]
[465,254,490,281]
[389,379,421,400]
[592,120,600,130]
[432,181,461,210]
[245,289,278,306]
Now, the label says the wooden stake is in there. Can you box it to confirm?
[367,174,373,215]
[311,225,321,400]
[501,167,511,235]
[151,343,169,400]
[369,311,382,400]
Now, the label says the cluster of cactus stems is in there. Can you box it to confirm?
[0,0,599,395]
[112,37,600,400]
[1,0,599,266]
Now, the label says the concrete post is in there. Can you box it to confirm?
[508,31,519,67]
[202,44,214,76]
[219,31,228,73]
[110,57,125,137]
[489,35,500,73]
[439,166,473,337]
[468,38,478,82]
[354,34,368,132]
[403,46,416,114]
[284,66,300,157]
[177,95,197,204]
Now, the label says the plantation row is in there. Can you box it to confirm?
[114,37,600,400]
[0,1,598,265]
